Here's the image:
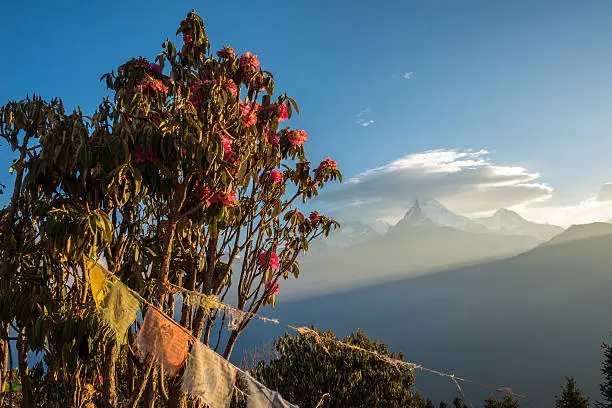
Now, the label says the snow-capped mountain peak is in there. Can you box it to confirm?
[484,208,528,229]
[475,208,563,241]
[395,199,484,231]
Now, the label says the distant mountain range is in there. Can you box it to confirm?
[308,198,563,262]
[290,199,554,297]
[475,208,563,241]
[543,222,612,247]
[239,222,612,407]
[392,199,489,233]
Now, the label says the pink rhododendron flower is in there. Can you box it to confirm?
[138,76,168,94]
[134,145,147,164]
[259,250,279,270]
[287,129,308,146]
[222,78,238,97]
[217,45,235,59]
[318,157,338,170]
[209,190,236,207]
[220,134,233,152]
[267,132,280,147]
[223,150,238,163]
[239,51,260,73]
[183,34,193,43]
[239,102,258,127]
[149,63,162,75]
[269,169,284,184]
[133,145,159,165]
[276,103,289,122]
[195,184,211,200]
[309,211,321,226]
[266,280,280,295]
[223,190,237,206]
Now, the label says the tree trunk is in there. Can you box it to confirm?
[0,324,8,396]
[17,328,32,408]
[103,343,118,407]
[223,330,240,359]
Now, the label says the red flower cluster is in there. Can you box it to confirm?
[208,190,237,207]
[266,280,280,295]
[318,157,338,171]
[220,133,233,152]
[133,145,160,165]
[240,51,260,74]
[137,76,168,95]
[239,102,259,127]
[268,169,284,184]
[259,250,279,270]
[224,150,238,163]
[276,103,289,122]
[221,78,238,97]
[287,129,308,146]
[183,34,193,44]
[217,45,235,59]
[131,57,150,70]
[309,211,321,226]
[148,63,162,76]
[267,132,280,148]
[189,80,217,111]
[194,183,212,200]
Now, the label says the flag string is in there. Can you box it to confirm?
[95,264,299,404]
[161,280,521,397]
[95,261,526,401]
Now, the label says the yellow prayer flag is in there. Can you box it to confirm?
[87,260,109,307]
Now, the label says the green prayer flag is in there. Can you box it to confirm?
[100,281,140,345]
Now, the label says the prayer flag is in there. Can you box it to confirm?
[100,281,140,345]
[137,307,191,377]
[181,342,236,408]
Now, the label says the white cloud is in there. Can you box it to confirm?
[512,193,612,227]
[356,108,371,118]
[316,149,612,228]
[403,71,414,80]
[317,149,554,225]
[596,183,612,202]
[356,108,374,127]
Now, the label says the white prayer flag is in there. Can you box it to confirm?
[181,342,236,408]
[243,373,299,408]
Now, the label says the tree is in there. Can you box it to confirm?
[252,329,426,408]
[555,377,589,408]
[484,394,520,408]
[598,339,612,408]
[0,10,341,407]
[452,397,470,408]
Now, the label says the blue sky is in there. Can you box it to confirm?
[3,0,612,226]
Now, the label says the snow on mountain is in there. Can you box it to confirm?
[393,199,487,232]
[367,220,391,234]
[306,220,381,257]
[475,208,563,241]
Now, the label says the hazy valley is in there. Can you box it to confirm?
[235,201,612,406]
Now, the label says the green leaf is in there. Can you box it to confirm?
[288,98,300,115]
